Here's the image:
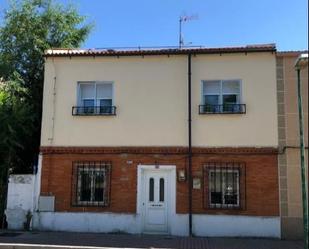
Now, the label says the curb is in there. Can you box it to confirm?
[0,244,143,249]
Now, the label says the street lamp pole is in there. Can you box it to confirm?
[294,53,308,249]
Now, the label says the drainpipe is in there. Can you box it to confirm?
[294,53,308,249]
[187,53,193,236]
[48,56,57,145]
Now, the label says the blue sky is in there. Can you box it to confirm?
[0,0,308,51]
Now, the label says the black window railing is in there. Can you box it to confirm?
[199,104,246,114]
[72,106,116,116]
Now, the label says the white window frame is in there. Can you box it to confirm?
[201,79,242,106]
[208,169,240,208]
[77,81,114,107]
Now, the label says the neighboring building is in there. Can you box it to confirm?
[7,44,281,237]
[277,51,308,239]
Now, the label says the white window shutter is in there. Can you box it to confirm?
[203,81,220,94]
[96,83,113,99]
[222,81,240,94]
[80,84,95,99]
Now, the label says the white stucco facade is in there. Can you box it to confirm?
[41,52,278,147]
[6,47,280,238]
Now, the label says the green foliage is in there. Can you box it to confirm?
[0,0,92,224]
[0,74,32,148]
[0,74,34,226]
[0,73,33,171]
[0,0,92,172]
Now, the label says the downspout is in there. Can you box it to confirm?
[294,54,308,249]
[49,55,57,145]
[187,53,193,236]
[296,68,308,249]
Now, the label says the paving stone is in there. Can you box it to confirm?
[0,231,304,249]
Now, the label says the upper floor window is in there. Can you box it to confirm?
[199,80,246,114]
[72,82,116,116]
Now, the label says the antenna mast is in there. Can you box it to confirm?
[179,14,198,49]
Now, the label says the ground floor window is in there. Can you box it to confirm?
[71,161,111,207]
[204,162,245,209]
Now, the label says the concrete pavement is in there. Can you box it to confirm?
[0,231,304,249]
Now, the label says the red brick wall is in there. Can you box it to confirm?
[40,146,279,216]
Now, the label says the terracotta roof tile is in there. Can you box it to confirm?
[45,44,276,57]
[277,50,308,57]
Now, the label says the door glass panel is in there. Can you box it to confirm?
[149,178,154,202]
[159,178,164,202]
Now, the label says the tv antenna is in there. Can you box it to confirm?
[179,14,198,48]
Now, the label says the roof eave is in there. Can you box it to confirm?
[44,47,276,58]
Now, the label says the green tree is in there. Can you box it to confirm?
[0,0,92,172]
[0,0,92,226]
[0,75,34,225]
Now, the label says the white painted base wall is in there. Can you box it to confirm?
[192,215,281,238]
[5,155,42,230]
[32,212,280,238]
[32,212,142,234]
[5,175,36,230]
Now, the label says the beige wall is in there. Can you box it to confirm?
[277,52,308,239]
[284,55,308,147]
[41,53,278,147]
[283,54,308,220]
[192,53,277,146]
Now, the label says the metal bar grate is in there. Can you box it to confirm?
[71,161,111,207]
[204,162,246,209]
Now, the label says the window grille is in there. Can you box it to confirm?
[204,162,246,209]
[71,161,111,207]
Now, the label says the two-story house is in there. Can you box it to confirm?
[34,44,280,237]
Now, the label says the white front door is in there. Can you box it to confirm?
[142,170,169,234]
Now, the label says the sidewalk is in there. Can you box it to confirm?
[0,231,304,249]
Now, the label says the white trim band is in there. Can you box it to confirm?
[32,212,280,238]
